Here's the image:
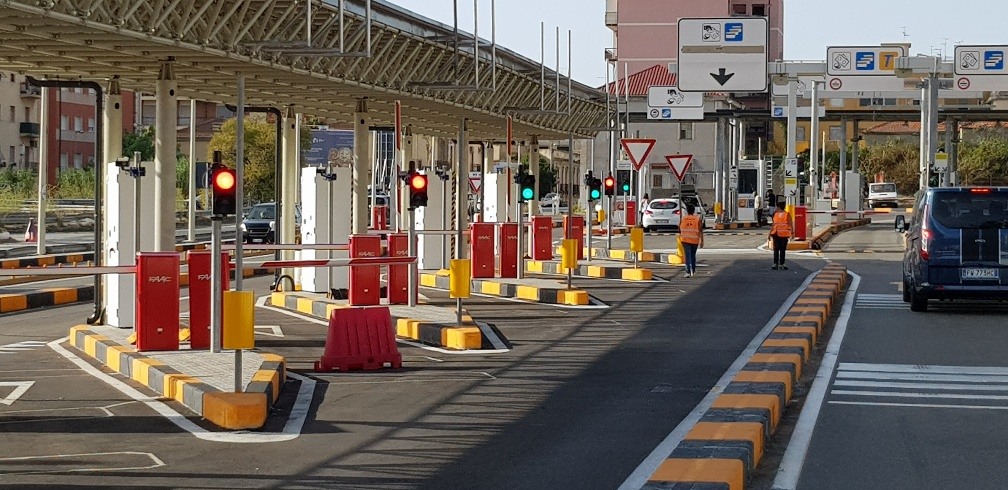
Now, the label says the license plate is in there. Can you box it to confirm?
[253,239,263,243]
[962,268,999,280]
[655,219,668,224]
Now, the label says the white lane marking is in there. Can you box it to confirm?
[619,268,824,490]
[831,390,1008,401]
[839,363,1008,376]
[254,325,285,338]
[0,340,48,354]
[837,371,1008,384]
[772,272,860,490]
[48,338,314,443]
[829,400,1008,410]
[0,381,34,405]
[282,372,314,436]
[834,380,1008,392]
[0,451,165,474]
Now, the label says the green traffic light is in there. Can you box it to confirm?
[590,189,601,200]
[622,184,630,192]
[522,188,534,200]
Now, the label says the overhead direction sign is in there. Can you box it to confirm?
[647,86,704,120]
[665,155,693,182]
[824,45,907,93]
[677,17,769,92]
[953,45,1008,92]
[620,138,656,172]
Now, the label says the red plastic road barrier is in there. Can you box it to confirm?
[794,206,808,241]
[470,223,496,278]
[531,216,554,261]
[563,215,585,260]
[187,250,230,350]
[387,233,411,305]
[626,200,637,227]
[315,306,402,372]
[136,252,180,352]
[499,223,519,278]
[349,235,382,306]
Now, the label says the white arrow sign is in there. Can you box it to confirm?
[784,158,799,194]
[665,155,694,182]
[0,381,34,405]
[254,325,285,338]
[621,138,657,171]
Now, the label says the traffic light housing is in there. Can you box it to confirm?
[210,164,237,216]
[408,171,429,209]
[587,177,602,201]
[603,175,615,197]
[617,170,631,195]
[519,173,536,202]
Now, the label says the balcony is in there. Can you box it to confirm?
[605,0,618,27]
[19,122,39,139]
[19,83,40,98]
[605,48,618,62]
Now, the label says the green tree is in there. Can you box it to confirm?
[958,137,1008,186]
[123,126,155,161]
[858,140,919,194]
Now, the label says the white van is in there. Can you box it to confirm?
[868,182,898,208]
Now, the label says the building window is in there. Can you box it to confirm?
[751,4,766,16]
[74,116,83,132]
[60,115,68,131]
[23,107,29,122]
[653,174,664,189]
[141,100,156,126]
[858,98,872,107]
[829,126,843,141]
[9,74,13,83]
[732,3,747,14]
[884,98,897,106]
[74,153,83,168]
[8,106,13,123]
[797,126,807,141]
[679,121,694,140]
[59,153,68,169]
[88,118,95,132]
[8,146,14,166]
[178,101,191,127]
[217,104,234,119]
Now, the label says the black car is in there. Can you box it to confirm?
[241,202,301,244]
[897,187,1008,311]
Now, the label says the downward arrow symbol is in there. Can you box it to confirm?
[710,68,735,86]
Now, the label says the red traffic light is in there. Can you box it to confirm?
[214,169,236,190]
[410,173,428,190]
[603,176,615,188]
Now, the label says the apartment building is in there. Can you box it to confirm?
[0,72,40,170]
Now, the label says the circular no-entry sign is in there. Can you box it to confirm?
[958,77,971,90]
[829,77,843,90]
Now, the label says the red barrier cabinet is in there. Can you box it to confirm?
[136,252,180,352]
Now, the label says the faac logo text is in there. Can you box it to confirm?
[148,276,172,283]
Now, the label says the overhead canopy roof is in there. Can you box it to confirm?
[0,0,606,140]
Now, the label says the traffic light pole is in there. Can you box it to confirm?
[516,199,524,280]
[408,208,417,307]
[606,195,612,250]
[210,217,222,353]
[586,199,592,262]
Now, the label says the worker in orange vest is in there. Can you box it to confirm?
[769,200,792,270]
[679,202,704,277]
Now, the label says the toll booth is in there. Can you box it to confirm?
[103,161,157,329]
[737,193,758,222]
[300,166,351,293]
[416,171,448,271]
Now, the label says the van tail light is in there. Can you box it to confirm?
[920,228,932,261]
[970,187,993,194]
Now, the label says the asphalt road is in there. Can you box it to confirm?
[0,230,825,488]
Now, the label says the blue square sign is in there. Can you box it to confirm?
[724,23,743,42]
[772,107,785,118]
[661,108,672,119]
[855,52,875,71]
[985,50,1004,70]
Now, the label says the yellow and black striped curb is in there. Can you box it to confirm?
[0,267,272,316]
[68,325,285,430]
[714,221,761,230]
[420,270,590,306]
[811,218,872,250]
[270,291,505,350]
[644,263,847,489]
[1,252,95,269]
[0,285,93,314]
[525,259,653,281]
[579,247,685,266]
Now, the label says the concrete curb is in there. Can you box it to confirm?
[270,291,505,351]
[419,270,590,306]
[0,252,95,269]
[811,218,872,250]
[68,325,286,430]
[643,263,848,489]
[714,221,761,230]
[526,259,653,281]
[582,247,685,266]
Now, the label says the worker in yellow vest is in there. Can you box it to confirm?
[769,200,792,270]
[679,202,704,277]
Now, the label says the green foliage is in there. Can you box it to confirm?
[123,126,155,161]
[858,140,920,195]
[0,169,36,212]
[958,137,1008,186]
[53,168,95,199]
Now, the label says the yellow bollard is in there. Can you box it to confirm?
[597,209,606,225]
[714,202,723,217]
[222,290,255,350]
[449,259,471,299]
[560,238,579,270]
[629,227,644,253]
[676,235,685,258]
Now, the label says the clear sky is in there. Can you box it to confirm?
[389,0,1007,85]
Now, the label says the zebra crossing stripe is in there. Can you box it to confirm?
[830,362,1008,408]
[854,293,905,309]
[0,340,48,353]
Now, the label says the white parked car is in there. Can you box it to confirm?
[642,198,682,231]
[868,182,898,208]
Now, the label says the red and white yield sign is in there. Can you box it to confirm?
[666,154,694,182]
[620,138,656,171]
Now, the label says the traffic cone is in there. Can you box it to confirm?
[24,218,37,243]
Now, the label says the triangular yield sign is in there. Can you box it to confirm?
[665,154,694,182]
[0,381,34,406]
[620,138,656,171]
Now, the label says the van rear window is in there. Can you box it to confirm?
[870,183,896,193]
[930,191,1008,229]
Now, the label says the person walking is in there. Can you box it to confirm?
[769,200,792,270]
[679,202,703,277]
[766,189,777,219]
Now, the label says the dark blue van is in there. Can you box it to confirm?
[897,187,1008,311]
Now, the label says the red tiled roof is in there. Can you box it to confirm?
[604,64,677,97]
[863,120,1008,135]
